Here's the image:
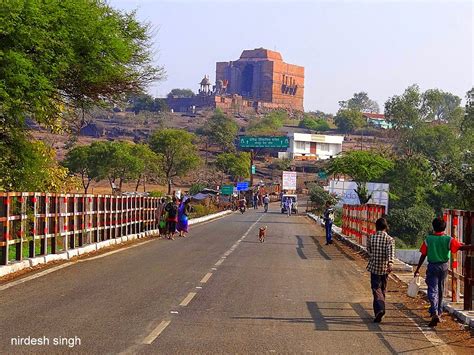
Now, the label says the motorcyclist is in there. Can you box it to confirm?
[239,197,247,213]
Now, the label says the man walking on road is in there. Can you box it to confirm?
[366,218,395,323]
[414,217,474,327]
[285,198,293,217]
[323,201,334,245]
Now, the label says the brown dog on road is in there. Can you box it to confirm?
[259,226,267,243]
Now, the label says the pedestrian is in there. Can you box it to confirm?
[253,193,258,210]
[156,197,167,237]
[285,197,293,217]
[414,217,474,327]
[366,218,394,323]
[165,197,179,240]
[263,194,270,213]
[323,201,334,245]
[177,197,191,237]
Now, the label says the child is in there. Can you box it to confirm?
[258,226,267,243]
[414,217,473,327]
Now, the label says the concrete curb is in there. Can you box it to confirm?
[306,212,474,328]
[0,209,233,279]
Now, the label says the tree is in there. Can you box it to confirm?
[167,89,195,98]
[334,109,365,133]
[215,152,251,181]
[63,145,98,193]
[384,84,424,129]
[298,115,330,131]
[422,89,463,124]
[328,151,394,204]
[149,129,201,194]
[130,144,163,192]
[247,111,286,135]
[200,109,239,152]
[339,92,379,113]
[0,0,163,132]
[0,0,164,191]
[88,141,143,193]
[272,158,292,171]
[308,184,340,212]
[0,133,79,192]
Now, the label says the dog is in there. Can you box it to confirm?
[258,226,267,243]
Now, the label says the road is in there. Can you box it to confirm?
[0,205,469,354]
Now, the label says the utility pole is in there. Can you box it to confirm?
[250,149,254,187]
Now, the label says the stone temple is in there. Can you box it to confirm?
[167,48,305,114]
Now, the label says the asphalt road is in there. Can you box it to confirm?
[0,205,465,354]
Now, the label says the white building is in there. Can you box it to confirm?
[279,133,344,160]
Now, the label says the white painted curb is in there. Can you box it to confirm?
[0,211,230,279]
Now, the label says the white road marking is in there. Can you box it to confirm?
[215,259,224,266]
[142,320,171,344]
[200,273,213,284]
[179,292,197,306]
[0,240,154,291]
[195,286,203,289]
[170,311,179,314]
[403,315,455,354]
[211,268,217,271]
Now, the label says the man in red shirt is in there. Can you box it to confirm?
[414,217,473,327]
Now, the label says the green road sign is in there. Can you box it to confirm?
[239,136,289,149]
[220,185,234,195]
[251,165,256,174]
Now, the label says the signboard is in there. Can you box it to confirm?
[251,165,256,174]
[326,180,390,211]
[282,171,297,190]
[239,136,289,149]
[220,185,234,196]
[236,181,249,191]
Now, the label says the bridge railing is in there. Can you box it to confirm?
[341,204,386,247]
[443,209,473,310]
[0,192,160,266]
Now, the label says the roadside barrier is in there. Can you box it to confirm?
[0,192,160,266]
[443,209,473,310]
[341,204,385,246]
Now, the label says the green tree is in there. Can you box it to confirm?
[308,184,340,212]
[339,92,380,113]
[0,133,78,192]
[88,141,143,193]
[384,84,424,129]
[149,129,201,194]
[298,115,330,131]
[422,89,463,124]
[334,109,365,132]
[272,158,292,171]
[215,152,251,181]
[130,144,163,192]
[63,145,98,193]
[328,151,394,204]
[167,88,195,98]
[200,109,239,152]
[247,111,286,135]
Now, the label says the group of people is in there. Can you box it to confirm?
[364,215,473,327]
[252,193,270,211]
[322,200,473,327]
[156,196,192,240]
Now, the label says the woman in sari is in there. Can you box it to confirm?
[177,197,191,237]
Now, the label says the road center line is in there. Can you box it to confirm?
[200,273,213,283]
[179,292,197,306]
[215,259,224,266]
[142,320,171,344]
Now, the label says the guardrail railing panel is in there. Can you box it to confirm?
[0,193,160,267]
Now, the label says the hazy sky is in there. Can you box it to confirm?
[111,0,473,113]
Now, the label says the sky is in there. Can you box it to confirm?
[110,0,473,114]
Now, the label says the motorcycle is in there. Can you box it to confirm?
[239,205,246,214]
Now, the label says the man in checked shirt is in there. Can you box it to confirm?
[366,218,395,323]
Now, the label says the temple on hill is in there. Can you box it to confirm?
[167,48,305,114]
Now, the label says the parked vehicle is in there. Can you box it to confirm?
[281,194,298,214]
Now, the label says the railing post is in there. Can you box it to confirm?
[464,211,473,310]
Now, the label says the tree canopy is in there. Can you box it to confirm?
[298,115,330,131]
[199,109,239,151]
[167,88,195,99]
[149,129,201,194]
[328,150,394,204]
[246,111,286,135]
[339,92,379,113]
[334,109,365,133]
[215,152,251,181]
